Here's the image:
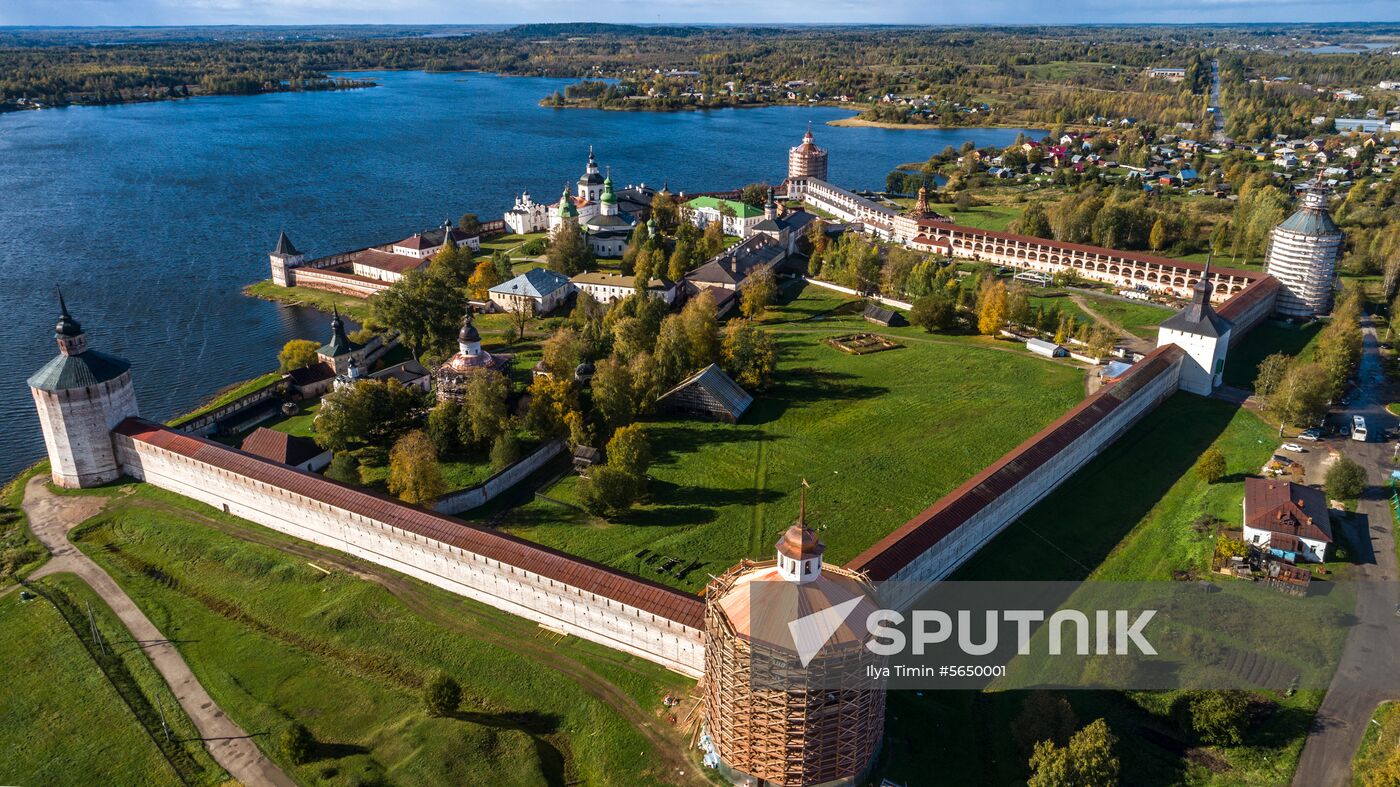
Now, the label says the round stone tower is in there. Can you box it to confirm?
[787,125,829,181]
[1265,177,1343,318]
[28,293,140,488]
[701,488,886,786]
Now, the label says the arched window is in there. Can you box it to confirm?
[804,561,812,575]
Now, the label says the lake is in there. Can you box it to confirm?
[0,70,1039,480]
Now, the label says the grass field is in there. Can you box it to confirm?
[932,202,1023,231]
[1354,701,1400,782]
[1074,292,1174,340]
[0,573,228,786]
[1222,320,1324,390]
[502,284,1086,591]
[872,396,1318,786]
[70,484,698,786]
[244,280,377,323]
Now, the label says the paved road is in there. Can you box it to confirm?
[23,477,295,787]
[1209,59,1230,145]
[1292,318,1400,786]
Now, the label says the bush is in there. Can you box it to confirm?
[324,453,359,484]
[1180,690,1250,746]
[490,431,521,472]
[577,465,640,518]
[1196,448,1227,484]
[1325,456,1367,501]
[519,238,547,256]
[423,671,461,717]
[277,721,314,764]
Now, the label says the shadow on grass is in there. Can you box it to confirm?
[952,395,1241,582]
[642,423,778,467]
[451,709,561,736]
[310,741,370,762]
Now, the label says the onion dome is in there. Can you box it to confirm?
[574,360,596,383]
[458,311,481,345]
[558,186,579,218]
[600,174,617,204]
[55,290,82,337]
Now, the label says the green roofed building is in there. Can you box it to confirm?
[685,195,765,238]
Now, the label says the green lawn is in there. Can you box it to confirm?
[70,485,696,786]
[0,574,225,786]
[1354,701,1400,783]
[168,371,282,427]
[1222,320,1324,390]
[502,285,1086,591]
[932,202,1024,232]
[244,280,376,323]
[1074,292,1174,340]
[875,396,1320,786]
[1,463,47,586]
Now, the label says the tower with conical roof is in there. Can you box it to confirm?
[28,292,141,488]
[701,483,885,786]
[1157,257,1233,396]
[1265,177,1343,317]
[269,230,305,287]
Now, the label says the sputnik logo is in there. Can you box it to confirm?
[788,597,865,667]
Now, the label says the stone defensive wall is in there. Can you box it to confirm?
[909,221,1257,303]
[786,176,1259,304]
[434,440,566,515]
[847,343,1187,610]
[111,419,706,676]
[289,266,392,298]
[1215,276,1281,348]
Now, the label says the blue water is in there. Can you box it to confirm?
[0,70,1038,479]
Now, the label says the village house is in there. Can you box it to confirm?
[1242,478,1332,564]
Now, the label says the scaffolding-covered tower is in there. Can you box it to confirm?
[702,493,886,786]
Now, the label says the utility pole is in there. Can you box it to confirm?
[86,601,107,658]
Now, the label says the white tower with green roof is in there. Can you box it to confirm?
[28,293,140,488]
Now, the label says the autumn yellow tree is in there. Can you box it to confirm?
[977,280,1008,336]
[467,259,503,300]
[387,429,446,504]
[1149,216,1167,251]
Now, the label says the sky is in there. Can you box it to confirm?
[2,0,1399,26]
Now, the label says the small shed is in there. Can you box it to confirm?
[1025,338,1067,358]
[572,445,601,474]
[656,364,754,424]
[863,303,905,327]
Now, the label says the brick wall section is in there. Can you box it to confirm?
[112,419,705,676]
[1215,276,1281,348]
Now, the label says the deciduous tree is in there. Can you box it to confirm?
[1326,456,1367,501]
[387,430,446,504]
[722,320,777,391]
[739,267,777,318]
[911,293,958,333]
[1196,448,1227,484]
[547,219,593,276]
[978,280,1008,336]
[423,671,461,717]
[278,339,320,372]
[467,259,503,300]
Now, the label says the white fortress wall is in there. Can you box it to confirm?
[434,440,565,515]
[113,430,705,676]
[851,345,1185,610]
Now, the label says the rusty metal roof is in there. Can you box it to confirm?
[847,344,1185,580]
[114,418,705,629]
[1216,276,1281,323]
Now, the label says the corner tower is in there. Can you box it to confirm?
[787,124,829,182]
[1265,177,1343,317]
[28,293,140,488]
[701,486,885,786]
[1157,260,1232,396]
[269,230,305,288]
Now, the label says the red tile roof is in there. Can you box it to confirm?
[847,344,1185,580]
[916,220,1261,280]
[1216,276,1281,323]
[1243,478,1332,544]
[114,418,705,629]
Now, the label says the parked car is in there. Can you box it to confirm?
[1282,443,1305,453]
[1298,431,1320,442]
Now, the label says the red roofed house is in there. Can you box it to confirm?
[1243,477,1332,563]
[240,427,332,473]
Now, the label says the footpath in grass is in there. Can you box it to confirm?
[0,574,225,786]
[503,287,1085,592]
[877,397,1318,786]
[71,485,695,787]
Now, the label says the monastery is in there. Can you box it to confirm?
[28,128,1344,787]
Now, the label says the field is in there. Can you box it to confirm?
[1073,292,1174,340]
[69,484,699,786]
[874,395,1321,786]
[501,284,1086,592]
[0,573,226,786]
